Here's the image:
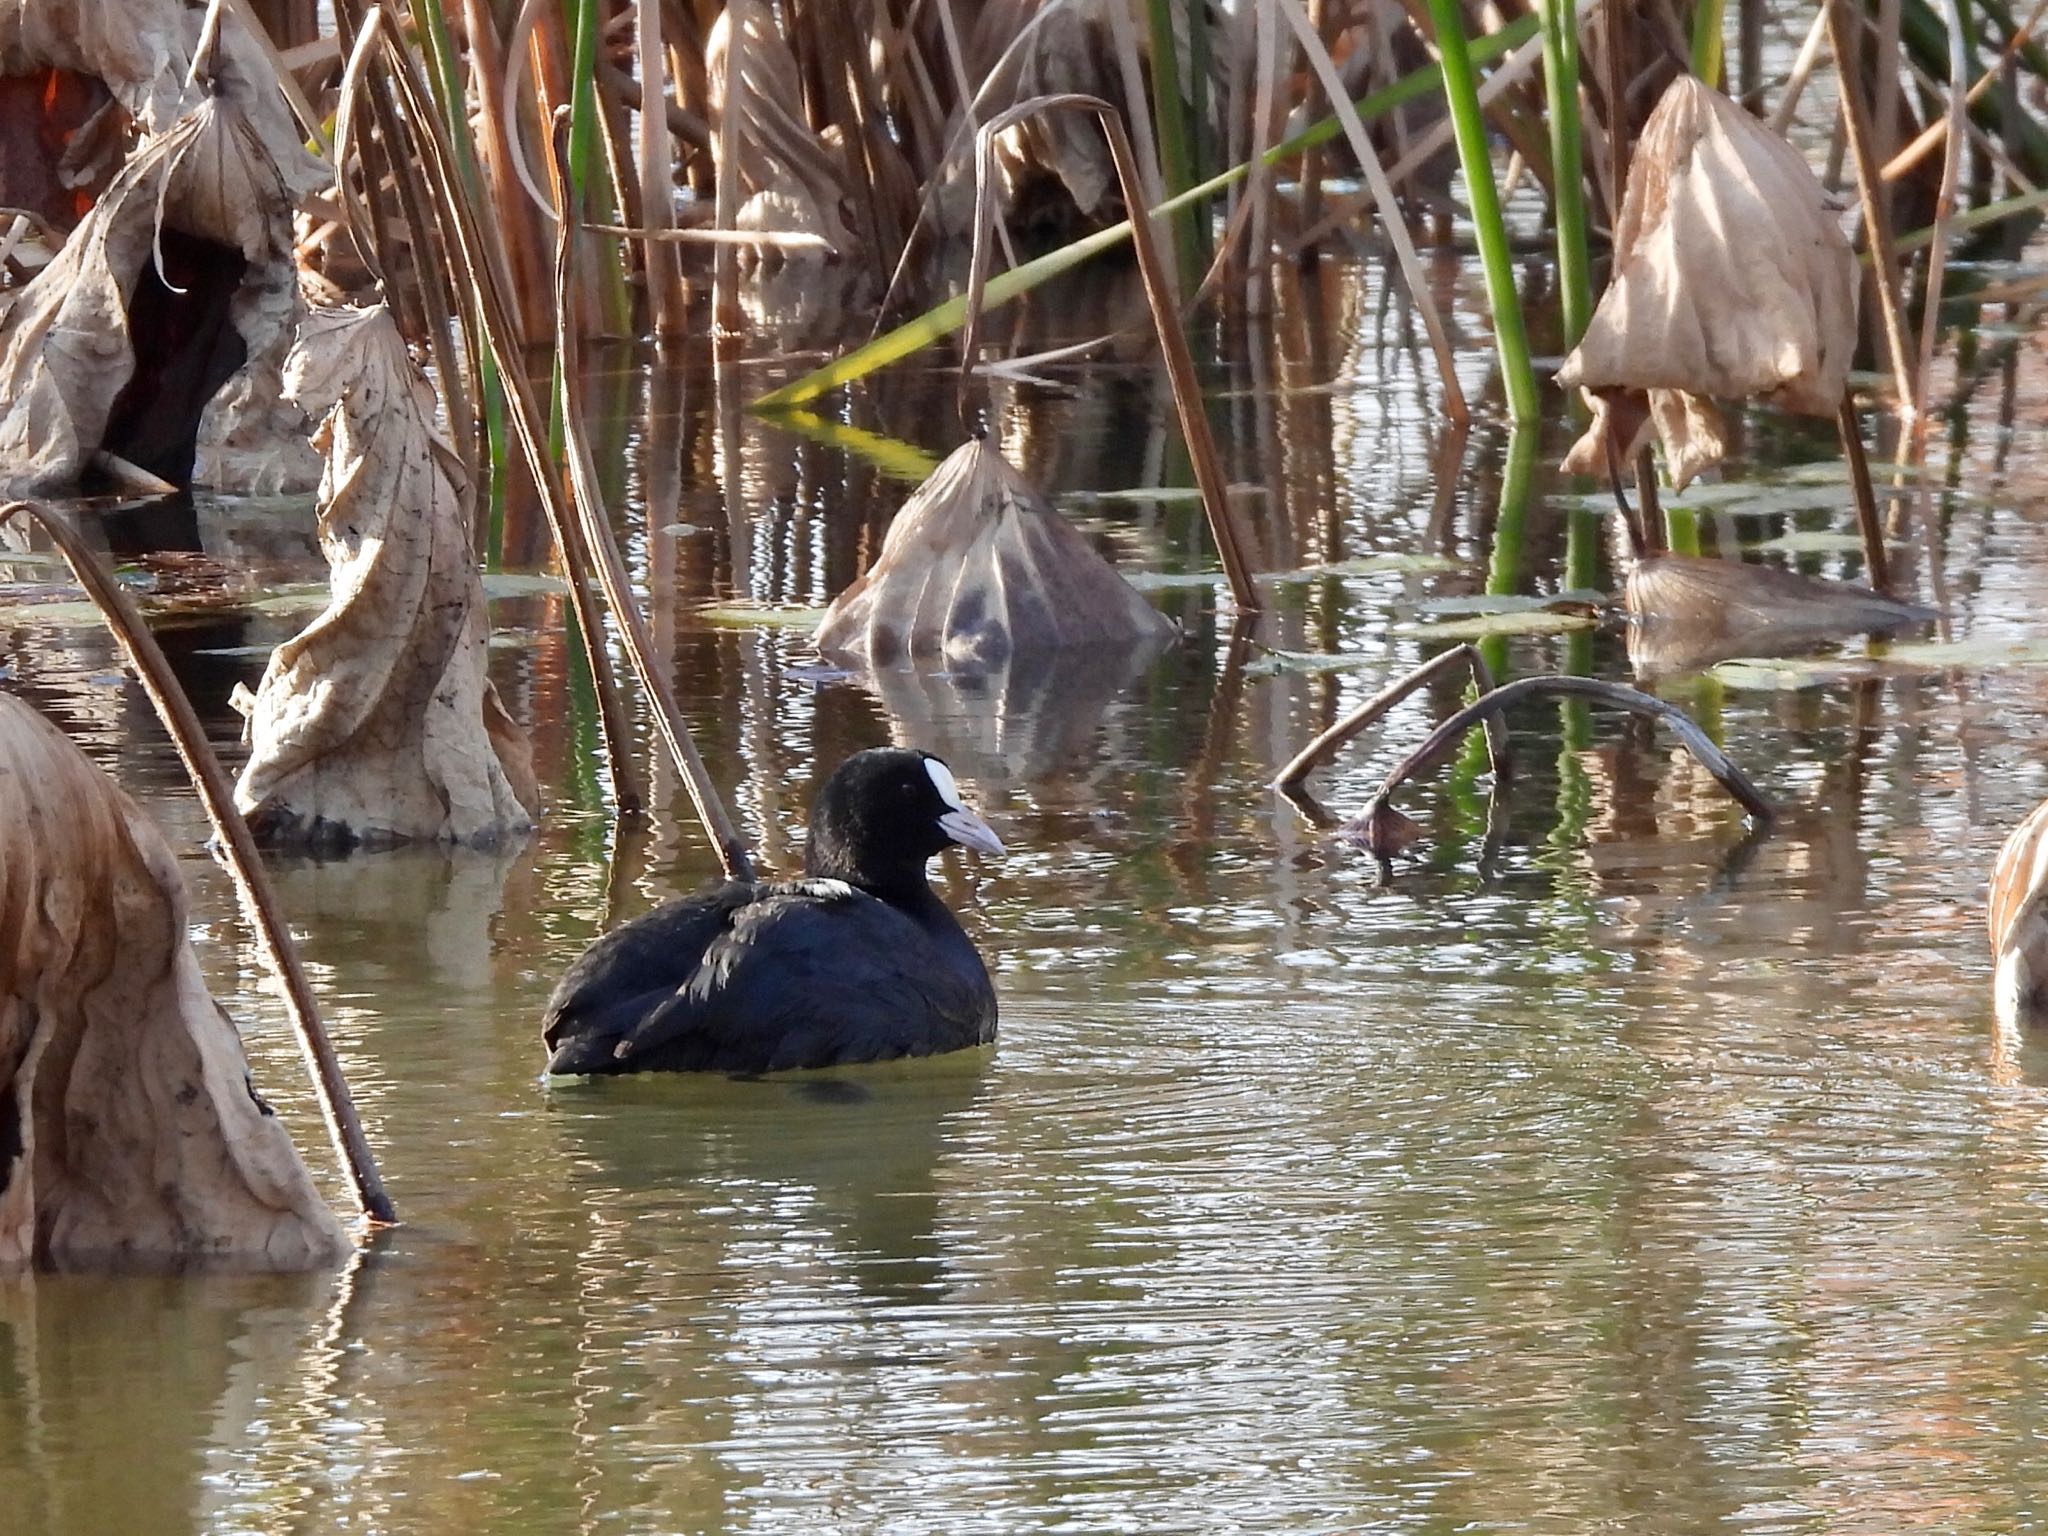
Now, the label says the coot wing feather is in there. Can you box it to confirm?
[541,882,755,1073]
[614,883,994,1073]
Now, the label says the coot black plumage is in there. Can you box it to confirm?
[543,748,1003,1076]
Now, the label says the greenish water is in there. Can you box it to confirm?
[7,257,2048,1533]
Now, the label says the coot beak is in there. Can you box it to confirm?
[938,806,1005,856]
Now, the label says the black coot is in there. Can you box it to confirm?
[543,748,1003,1075]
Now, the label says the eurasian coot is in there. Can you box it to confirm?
[543,748,1003,1075]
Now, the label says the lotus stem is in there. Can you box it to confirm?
[1838,393,1893,594]
[1272,643,1510,792]
[1363,675,1776,835]
[1538,0,1592,347]
[1422,0,1541,424]
[1910,0,1971,463]
[0,501,395,1227]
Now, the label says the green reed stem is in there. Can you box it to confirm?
[1425,0,1540,424]
[1538,0,1592,347]
[1144,0,1203,287]
[1480,427,1539,679]
[1691,0,1727,86]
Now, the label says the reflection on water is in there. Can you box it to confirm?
[4,257,2048,1533]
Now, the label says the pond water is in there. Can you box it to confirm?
[7,252,2048,1535]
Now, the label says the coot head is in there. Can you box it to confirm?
[805,748,1003,894]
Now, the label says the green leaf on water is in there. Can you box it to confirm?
[1390,609,1594,640]
[1410,589,1606,616]
[696,603,832,628]
[1245,648,1385,676]
[1747,530,1883,555]
[483,571,571,598]
[1877,636,2048,671]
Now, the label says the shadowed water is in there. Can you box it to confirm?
[5,253,2048,1534]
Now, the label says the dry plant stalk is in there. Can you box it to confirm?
[1557,74,1857,492]
[1272,642,1509,792]
[0,500,394,1224]
[0,695,350,1270]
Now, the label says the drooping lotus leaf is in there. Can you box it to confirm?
[813,437,1176,668]
[1992,796,2048,1026]
[1625,555,1935,678]
[0,694,348,1271]
[0,81,320,493]
[1557,75,1857,490]
[234,305,539,849]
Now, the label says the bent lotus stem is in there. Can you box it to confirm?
[1273,642,1511,795]
[0,500,395,1227]
[1837,394,1892,594]
[1359,674,1776,859]
[961,93,1260,613]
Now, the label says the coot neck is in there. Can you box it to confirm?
[804,844,946,920]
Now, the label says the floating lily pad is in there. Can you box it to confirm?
[1707,657,1861,690]
[1126,552,1460,594]
[1879,636,2048,671]
[1747,530,1883,555]
[1410,589,1606,617]
[698,603,832,628]
[1390,609,1595,640]
[1245,649,1384,677]
[482,571,571,598]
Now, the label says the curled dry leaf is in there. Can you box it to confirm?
[1624,554,1936,679]
[234,305,539,850]
[813,437,1176,668]
[1557,75,1856,491]
[0,694,348,1271]
[0,67,321,494]
[1991,797,2048,1027]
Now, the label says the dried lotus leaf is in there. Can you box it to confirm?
[0,695,347,1270]
[814,438,1175,668]
[233,305,539,849]
[1624,554,1936,678]
[1559,75,1856,412]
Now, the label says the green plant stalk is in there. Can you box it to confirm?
[1480,426,1538,679]
[1691,0,1726,86]
[752,17,1538,410]
[1538,0,1592,347]
[1424,0,1540,424]
[1144,0,1203,287]
[564,0,603,209]
[1664,501,1701,556]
